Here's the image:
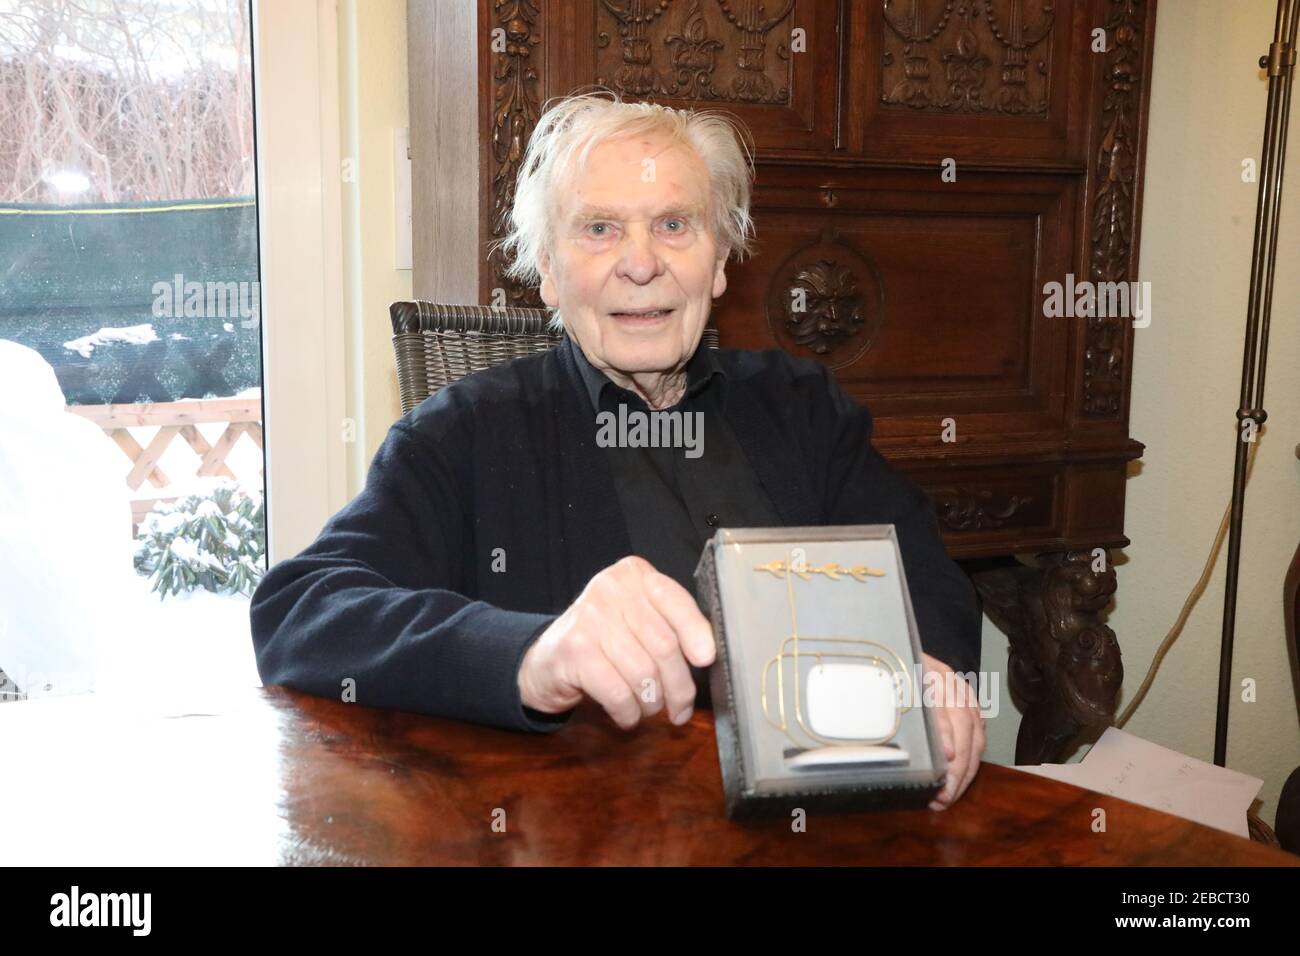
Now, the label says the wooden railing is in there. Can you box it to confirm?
[66,398,263,531]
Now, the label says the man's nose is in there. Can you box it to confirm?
[614,224,664,283]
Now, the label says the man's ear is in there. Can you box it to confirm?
[539,250,558,309]
[712,252,728,299]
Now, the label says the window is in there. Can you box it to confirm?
[0,0,346,701]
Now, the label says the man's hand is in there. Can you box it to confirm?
[921,651,985,811]
[517,555,716,729]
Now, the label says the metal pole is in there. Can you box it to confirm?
[1215,0,1299,766]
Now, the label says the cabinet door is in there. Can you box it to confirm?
[845,0,1094,165]
[575,0,842,153]
[719,164,1075,441]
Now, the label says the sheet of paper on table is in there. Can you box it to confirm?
[1010,727,1263,838]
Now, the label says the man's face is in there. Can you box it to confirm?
[538,132,727,384]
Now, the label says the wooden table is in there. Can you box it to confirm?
[2,685,1294,866]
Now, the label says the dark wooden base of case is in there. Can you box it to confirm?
[722,782,942,822]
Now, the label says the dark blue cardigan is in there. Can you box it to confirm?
[249,338,982,733]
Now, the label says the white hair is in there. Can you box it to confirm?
[491,89,757,332]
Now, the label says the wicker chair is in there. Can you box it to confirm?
[388,301,720,414]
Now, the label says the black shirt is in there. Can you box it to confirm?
[566,333,784,706]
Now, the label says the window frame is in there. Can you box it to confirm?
[251,0,349,563]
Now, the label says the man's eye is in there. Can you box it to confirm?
[587,222,612,237]
[663,218,685,232]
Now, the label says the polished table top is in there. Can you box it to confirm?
[2,685,1294,866]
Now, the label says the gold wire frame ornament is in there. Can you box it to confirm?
[755,549,915,751]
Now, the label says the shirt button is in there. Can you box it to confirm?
[705,513,720,527]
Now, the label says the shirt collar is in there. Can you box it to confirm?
[565,333,726,412]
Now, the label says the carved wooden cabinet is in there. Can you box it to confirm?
[408,0,1158,762]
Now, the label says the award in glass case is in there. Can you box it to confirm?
[694,525,948,819]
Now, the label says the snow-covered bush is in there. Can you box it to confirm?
[134,480,266,599]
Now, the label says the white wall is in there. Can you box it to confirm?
[338,0,412,492]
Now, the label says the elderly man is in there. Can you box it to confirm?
[250,92,985,810]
